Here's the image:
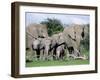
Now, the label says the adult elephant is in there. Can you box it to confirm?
[26,23,48,49]
[26,23,48,61]
[63,24,88,58]
[48,24,87,60]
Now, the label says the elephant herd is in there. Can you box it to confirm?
[26,23,88,61]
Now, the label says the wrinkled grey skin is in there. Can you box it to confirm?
[26,23,48,61]
[63,24,88,58]
[31,33,66,61]
[26,23,48,49]
[27,24,88,61]
[63,24,84,50]
[56,44,65,60]
[32,38,43,60]
[51,24,87,59]
[41,37,52,60]
[50,33,66,60]
[67,48,81,59]
[32,37,52,60]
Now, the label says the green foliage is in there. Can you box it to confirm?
[81,34,89,51]
[80,24,89,52]
[41,18,64,36]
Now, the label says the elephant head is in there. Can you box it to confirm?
[63,24,86,50]
[26,23,48,49]
[62,24,89,59]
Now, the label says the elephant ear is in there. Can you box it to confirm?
[81,27,85,39]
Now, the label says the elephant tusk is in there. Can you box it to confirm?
[26,31,37,39]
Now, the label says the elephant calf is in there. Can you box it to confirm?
[32,37,52,60]
[32,38,44,60]
[56,44,66,60]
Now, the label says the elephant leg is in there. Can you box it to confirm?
[53,48,57,60]
[68,46,74,54]
[49,51,53,60]
[39,50,43,61]
[48,51,51,60]
[45,51,49,60]
[64,48,69,60]
[32,48,38,61]
[61,50,65,60]
[78,49,81,56]
[36,49,40,60]
[56,50,60,60]
[67,46,75,59]
[43,49,45,61]
[43,49,48,61]
[41,49,45,60]
[48,50,53,61]
[33,50,37,61]
[74,49,81,58]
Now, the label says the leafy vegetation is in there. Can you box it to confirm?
[41,18,64,36]
[80,24,89,56]
[81,24,89,50]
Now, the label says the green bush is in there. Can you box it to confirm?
[41,18,64,36]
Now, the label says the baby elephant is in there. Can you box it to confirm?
[32,37,52,60]
[56,44,66,60]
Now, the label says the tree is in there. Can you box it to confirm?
[41,18,64,36]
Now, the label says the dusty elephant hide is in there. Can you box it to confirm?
[26,23,48,61]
